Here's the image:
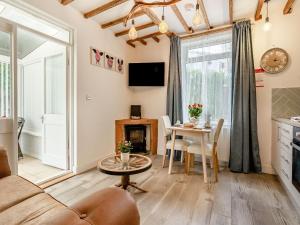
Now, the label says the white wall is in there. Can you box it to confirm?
[23,0,133,173]
[128,37,170,155]
[253,0,300,173]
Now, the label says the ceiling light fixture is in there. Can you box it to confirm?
[192,1,201,27]
[159,4,168,33]
[128,19,138,40]
[263,0,272,32]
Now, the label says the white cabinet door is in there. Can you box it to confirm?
[271,121,280,173]
[42,53,67,170]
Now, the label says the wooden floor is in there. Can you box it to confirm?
[46,156,300,225]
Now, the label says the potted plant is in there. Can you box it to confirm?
[118,141,133,163]
[188,103,203,125]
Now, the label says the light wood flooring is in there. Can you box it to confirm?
[18,155,63,183]
[46,156,300,225]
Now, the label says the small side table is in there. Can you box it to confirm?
[98,154,152,192]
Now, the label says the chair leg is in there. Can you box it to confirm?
[184,152,188,173]
[213,154,218,182]
[210,158,213,169]
[187,153,191,175]
[190,154,195,168]
[180,151,184,164]
[162,147,168,168]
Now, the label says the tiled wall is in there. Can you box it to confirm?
[272,88,300,118]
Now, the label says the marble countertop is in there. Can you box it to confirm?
[272,117,300,128]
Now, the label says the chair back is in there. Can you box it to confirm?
[161,116,172,137]
[214,118,224,144]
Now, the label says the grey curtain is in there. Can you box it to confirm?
[167,35,183,124]
[229,21,262,173]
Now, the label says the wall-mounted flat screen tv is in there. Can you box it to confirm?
[129,62,165,86]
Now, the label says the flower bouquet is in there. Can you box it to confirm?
[188,103,203,125]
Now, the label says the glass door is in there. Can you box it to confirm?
[0,19,17,174]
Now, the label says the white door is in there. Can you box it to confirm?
[42,52,68,170]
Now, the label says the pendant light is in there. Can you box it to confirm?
[159,5,168,33]
[192,1,201,26]
[128,19,138,40]
[263,0,272,32]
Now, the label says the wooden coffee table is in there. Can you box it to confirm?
[98,154,152,192]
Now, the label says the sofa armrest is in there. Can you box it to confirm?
[70,187,140,225]
[0,149,11,178]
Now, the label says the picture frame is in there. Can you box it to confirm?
[90,47,105,67]
[116,58,124,74]
[104,53,116,71]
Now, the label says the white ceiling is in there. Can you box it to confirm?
[69,0,258,42]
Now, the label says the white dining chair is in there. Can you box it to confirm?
[161,115,190,168]
[186,118,224,182]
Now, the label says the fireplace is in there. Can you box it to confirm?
[125,125,147,153]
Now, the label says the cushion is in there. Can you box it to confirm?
[0,175,43,212]
[187,143,213,155]
[0,149,11,178]
[166,139,190,151]
[0,193,88,225]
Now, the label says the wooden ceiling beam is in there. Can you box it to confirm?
[171,5,193,33]
[139,40,147,45]
[127,42,136,48]
[127,31,165,47]
[283,0,295,14]
[60,0,74,5]
[179,24,232,40]
[115,22,156,37]
[229,0,233,24]
[142,8,161,25]
[199,0,211,29]
[84,0,129,19]
[101,10,144,29]
[152,36,160,43]
[255,0,264,21]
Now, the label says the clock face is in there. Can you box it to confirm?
[260,48,289,74]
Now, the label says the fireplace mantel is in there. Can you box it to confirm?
[115,118,158,155]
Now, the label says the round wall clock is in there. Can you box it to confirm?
[260,48,289,74]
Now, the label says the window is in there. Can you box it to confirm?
[181,31,232,125]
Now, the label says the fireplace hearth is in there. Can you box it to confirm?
[125,125,147,153]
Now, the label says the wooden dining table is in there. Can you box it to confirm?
[168,126,211,183]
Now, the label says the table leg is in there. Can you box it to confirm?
[200,135,208,183]
[168,130,176,174]
[121,175,130,190]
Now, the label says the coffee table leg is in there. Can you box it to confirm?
[129,183,147,193]
[121,175,130,190]
[117,175,147,192]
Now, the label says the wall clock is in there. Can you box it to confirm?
[260,48,289,74]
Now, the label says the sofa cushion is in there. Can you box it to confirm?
[0,193,89,225]
[0,175,43,212]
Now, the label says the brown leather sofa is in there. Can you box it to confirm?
[0,149,140,225]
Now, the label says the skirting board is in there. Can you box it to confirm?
[73,159,100,174]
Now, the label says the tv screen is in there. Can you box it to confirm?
[129,62,165,86]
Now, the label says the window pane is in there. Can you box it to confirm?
[0,30,11,117]
[182,32,232,124]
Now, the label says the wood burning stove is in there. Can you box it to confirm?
[125,125,147,153]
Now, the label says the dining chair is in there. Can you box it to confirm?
[161,115,190,168]
[186,118,224,182]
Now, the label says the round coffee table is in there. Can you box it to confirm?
[98,154,152,192]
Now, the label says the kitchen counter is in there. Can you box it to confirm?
[272,117,300,128]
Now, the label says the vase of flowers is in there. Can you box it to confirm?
[118,141,133,163]
[188,103,203,125]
